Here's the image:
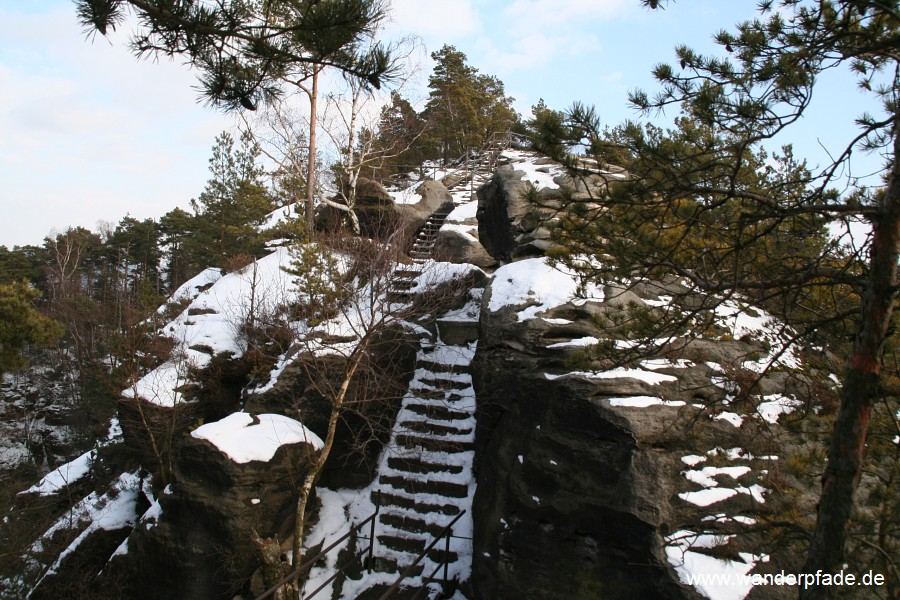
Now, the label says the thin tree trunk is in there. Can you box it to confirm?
[305,68,319,240]
[800,110,900,599]
[291,351,364,599]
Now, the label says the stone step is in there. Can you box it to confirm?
[387,292,413,303]
[378,533,427,555]
[374,490,462,517]
[398,419,473,438]
[386,456,464,476]
[402,402,471,423]
[380,513,448,539]
[415,359,472,375]
[380,474,471,499]
[407,388,447,400]
[393,268,422,278]
[417,377,471,391]
[427,547,459,565]
[391,279,416,291]
[366,559,423,580]
[394,433,475,453]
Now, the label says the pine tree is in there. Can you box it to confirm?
[190,131,276,269]
[422,45,519,162]
[0,282,62,377]
[371,91,428,179]
[75,0,396,111]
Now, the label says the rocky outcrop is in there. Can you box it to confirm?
[475,154,615,262]
[317,177,401,239]
[471,298,694,599]
[468,262,805,599]
[116,422,319,600]
[244,324,419,489]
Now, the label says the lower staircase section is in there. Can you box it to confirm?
[367,340,477,598]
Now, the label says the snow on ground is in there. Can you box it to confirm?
[26,471,142,592]
[161,268,222,309]
[191,412,324,463]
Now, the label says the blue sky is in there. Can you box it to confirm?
[0,0,885,247]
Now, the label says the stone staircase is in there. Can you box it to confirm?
[326,137,524,598]
[366,340,478,595]
[387,132,522,305]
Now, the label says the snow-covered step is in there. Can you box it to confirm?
[393,433,475,453]
[373,489,462,517]
[401,402,472,423]
[380,475,470,499]
[385,456,466,476]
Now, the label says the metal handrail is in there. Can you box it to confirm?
[255,493,381,600]
[377,510,467,600]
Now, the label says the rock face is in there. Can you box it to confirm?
[433,226,497,269]
[471,300,695,599]
[317,177,401,239]
[467,263,803,600]
[119,429,318,599]
[475,155,615,262]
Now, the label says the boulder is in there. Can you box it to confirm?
[433,226,498,268]
[316,177,400,239]
[119,421,319,599]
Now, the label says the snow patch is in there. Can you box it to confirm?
[191,412,323,463]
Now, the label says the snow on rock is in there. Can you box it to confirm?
[407,260,484,293]
[683,466,751,488]
[678,488,739,508]
[191,412,323,464]
[22,449,94,496]
[755,394,802,423]
[31,471,142,585]
[129,248,297,407]
[445,200,478,223]
[489,258,601,321]
[545,367,677,385]
[608,396,686,408]
[503,149,565,190]
[665,529,757,600]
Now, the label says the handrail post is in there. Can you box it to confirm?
[368,491,380,573]
[443,528,451,584]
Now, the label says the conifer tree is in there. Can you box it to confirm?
[0,281,62,378]
[191,131,275,268]
[75,0,395,111]
[370,91,428,179]
[422,45,519,162]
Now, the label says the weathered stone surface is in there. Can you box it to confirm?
[118,431,318,599]
[433,226,498,268]
[317,177,401,239]
[470,275,776,599]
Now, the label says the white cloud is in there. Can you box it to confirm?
[388,0,481,41]
[0,4,232,247]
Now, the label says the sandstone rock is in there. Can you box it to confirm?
[119,427,319,599]
[433,226,498,268]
